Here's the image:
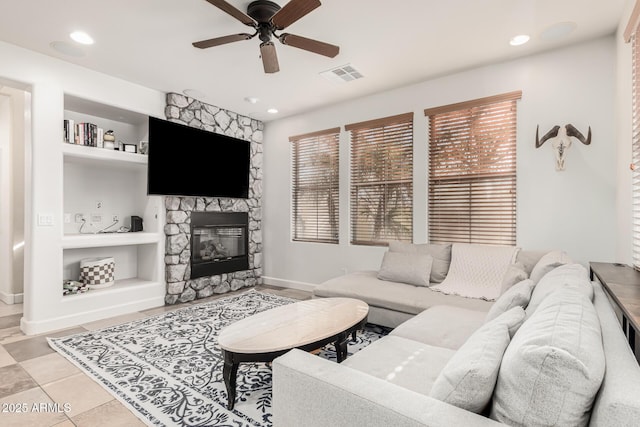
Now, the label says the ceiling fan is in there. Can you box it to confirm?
[193,0,340,73]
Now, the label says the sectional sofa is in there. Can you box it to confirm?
[272,243,640,426]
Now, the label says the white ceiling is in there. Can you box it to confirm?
[0,0,628,121]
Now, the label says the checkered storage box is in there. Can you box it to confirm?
[80,257,115,289]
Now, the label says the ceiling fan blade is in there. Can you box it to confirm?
[271,0,321,30]
[205,0,256,26]
[260,42,280,73]
[280,33,339,57]
[193,33,253,49]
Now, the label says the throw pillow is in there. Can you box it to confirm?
[429,306,526,413]
[490,288,605,427]
[485,279,535,324]
[429,243,518,301]
[526,263,593,316]
[377,251,433,287]
[499,262,528,294]
[388,241,451,284]
[529,250,572,283]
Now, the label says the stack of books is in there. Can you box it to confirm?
[63,119,104,147]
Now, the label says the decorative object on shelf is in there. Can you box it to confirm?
[79,257,115,289]
[103,130,116,150]
[535,124,592,171]
[139,140,149,155]
[130,215,143,232]
[63,280,88,296]
[123,143,137,153]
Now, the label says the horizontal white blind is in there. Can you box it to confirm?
[427,92,520,245]
[347,113,413,245]
[290,128,340,243]
[633,29,640,269]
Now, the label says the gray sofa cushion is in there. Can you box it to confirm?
[485,279,535,323]
[314,271,493,316]
[430,306,525,413]
[529,250,572,283]
[388,241,451,284]
[526,263,593,316]
[499,262,528,294]
[514,249,548,276]
[491,287,605,427]
[342,335,455,396]
[377,251,432,287]
[390,305,487,350]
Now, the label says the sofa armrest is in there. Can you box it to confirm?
[273,349,504,427]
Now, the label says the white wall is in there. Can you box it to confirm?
[263,36,618,288]
[0,93,11,300]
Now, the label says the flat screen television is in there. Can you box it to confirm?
[147,116,250,198]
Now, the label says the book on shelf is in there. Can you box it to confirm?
[63,119,75,143]
[73,122,101,147]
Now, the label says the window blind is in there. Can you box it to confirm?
[290,127,340,243]
[347,113,413,246]
[425,92,521,245]
[633,27,640,269]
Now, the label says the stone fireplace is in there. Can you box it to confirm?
[163,93,263,304]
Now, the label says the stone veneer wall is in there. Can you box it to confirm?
[163,93,263,304]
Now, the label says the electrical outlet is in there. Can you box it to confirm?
[75,213,85,223]
[91,213,102,223]
[64,213,71,224]
[112,215,119,222]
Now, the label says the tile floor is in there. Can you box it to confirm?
[0,285,311,427]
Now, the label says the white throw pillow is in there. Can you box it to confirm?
[490,288,605,427]
[388,241,451,284]
[430,306,525,413]
[485,279,535,323]
[529,250,572,283]
[499,262,528,294]
[377,251,433,287]
[526,263,593,316]
[429,243,518,301]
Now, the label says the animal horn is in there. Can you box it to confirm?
[535,125,560,148]
[565,124,591,145]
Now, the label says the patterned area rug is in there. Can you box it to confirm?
[48,289,389,427]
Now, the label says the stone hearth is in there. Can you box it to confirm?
[163,93,263,304]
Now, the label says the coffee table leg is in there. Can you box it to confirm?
[222,352,239,410]
[335,332,349,363]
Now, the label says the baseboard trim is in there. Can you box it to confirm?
[261,276,316,292]
[0,291,24,304]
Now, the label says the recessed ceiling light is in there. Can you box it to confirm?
[244,97,260,104]
[509,34,530,46]
[267,108,279,114]
[541,22,577,41]
[70,31,94,45]
[183,89,206,100]
[50,41,85,57]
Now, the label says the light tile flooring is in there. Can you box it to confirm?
[0,285,311,427]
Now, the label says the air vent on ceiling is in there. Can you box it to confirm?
[320,64,364,83]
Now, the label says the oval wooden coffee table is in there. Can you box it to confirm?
[217,297,369,409]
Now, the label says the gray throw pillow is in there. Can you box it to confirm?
[430,306,525,413]
[485,279,535,324]
[529,250,571,283]
[490,288,605,427]
[388,241,451,284]
[499,262,528,294]
[377,251,433,287]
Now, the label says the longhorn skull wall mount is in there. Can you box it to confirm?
[535,124,591,171]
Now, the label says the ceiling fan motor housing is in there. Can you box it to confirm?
[247,0,281,23]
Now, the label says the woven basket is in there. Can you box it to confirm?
[79,257,115,289]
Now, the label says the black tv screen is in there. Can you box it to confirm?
[147,116,250,198]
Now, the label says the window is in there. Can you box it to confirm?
[425,91,521,245]
[290,127,340,243]
[633,25,640,268]
[347,113,413,245]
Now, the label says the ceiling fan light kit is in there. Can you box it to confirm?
[194,0,339,73]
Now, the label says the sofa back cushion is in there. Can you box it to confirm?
[388,241,451,284]
[377,252,433,287]
[499,262,528,294]
[490,288,605,427]
[430,306,525,413]
[529,250,572,283]
[485,279,535,323]
[526,263,593,316]
[514,250,548,276]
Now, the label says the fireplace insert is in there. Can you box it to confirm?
[190,212,249,278]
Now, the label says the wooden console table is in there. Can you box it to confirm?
[589,262,640,360]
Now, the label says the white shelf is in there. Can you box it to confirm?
[62,231,161,249]
[61,278,161,300]
[62,143,147,170]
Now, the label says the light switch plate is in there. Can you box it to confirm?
[37,213,54,226]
